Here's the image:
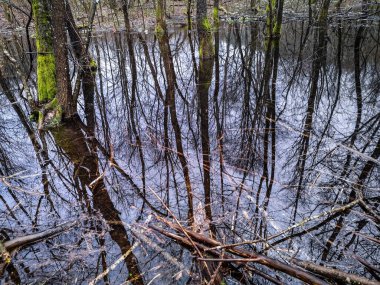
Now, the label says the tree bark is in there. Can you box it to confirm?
[51,0,74,117]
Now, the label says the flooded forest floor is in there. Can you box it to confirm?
[0,0,380,285]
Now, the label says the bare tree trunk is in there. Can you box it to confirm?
[196,0,208,33]
[213,0,224,211]
[321,19,366,262]
[263,0,284,218]
[122,1,147,208]
[197,22,215,236]
[51,0,74,117]
[292,0,331,223]
[156,0,195,225]
[52,119,144,285]
[65,1,97,133]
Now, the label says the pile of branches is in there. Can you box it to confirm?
[149,217,378,285]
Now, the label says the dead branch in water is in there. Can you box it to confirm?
[150,217,378,285]
[1,220,78,276]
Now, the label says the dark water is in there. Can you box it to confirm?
[0,20,379,284]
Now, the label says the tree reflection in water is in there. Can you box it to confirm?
[0,18,379,284]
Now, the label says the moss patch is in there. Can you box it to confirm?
[33,0,57,103]
[202,17,212,32]
[155,24,164,38]
[89,58,98,73]
[213,7,219,26]
[36,54,57,102]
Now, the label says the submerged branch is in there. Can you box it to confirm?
[3,220,78,251]
[293,259,379,285]
[149,218,328,285]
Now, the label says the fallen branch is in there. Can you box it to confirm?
[149,225,258,285]
[4,220,78,251]
[293,259,379,285]
[151,217,379,285]
[205,199,360,251]
[149,222,328,285]
[1,220,78,276]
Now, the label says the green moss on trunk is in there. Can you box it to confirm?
[32,0,57,103]
[202,17,212,32]
[31,0,66,129]
[213,7,219,26]
[36,54,56,102]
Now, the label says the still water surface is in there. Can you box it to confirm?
[0,21,379,284]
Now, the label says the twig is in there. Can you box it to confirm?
[150,222,328,285]
[207,199,359,251]
[198,258,260,262]
[89,242,140,285]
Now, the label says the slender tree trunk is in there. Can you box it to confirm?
[156,0,194,225]
[321,19,365,262]
[196,0,216,236]
[122,1,147,206]
[292,0,330,223]
[187,0,192,29]
[263,0,283,215]
[65,1,97,132]
[196,0,208,29]
[213,0,224,211]
[255,0,276,234]
[198,31,215,236]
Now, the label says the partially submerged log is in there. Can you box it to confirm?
[0,220,78,277]
[3,220,77,252]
